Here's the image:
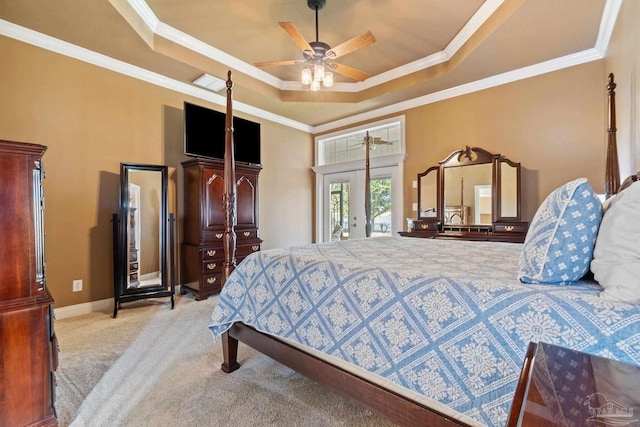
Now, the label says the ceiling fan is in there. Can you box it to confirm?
[349,131,392,149]
[254,0,376,88]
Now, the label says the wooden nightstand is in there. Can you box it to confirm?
[507,342,640,426]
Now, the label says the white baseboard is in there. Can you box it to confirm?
[54,285,182,319]
[54,298,113,319]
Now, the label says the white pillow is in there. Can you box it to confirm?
[591,180,640,304]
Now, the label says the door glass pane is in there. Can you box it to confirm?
[330,181,349,240]
[371,176,392,237]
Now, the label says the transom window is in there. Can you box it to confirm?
[317,119,403,166]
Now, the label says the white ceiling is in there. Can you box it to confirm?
[0,0,619,132]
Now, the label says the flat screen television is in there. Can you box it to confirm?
[184,101,261,165]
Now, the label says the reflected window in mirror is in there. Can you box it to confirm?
[474,185,492,224]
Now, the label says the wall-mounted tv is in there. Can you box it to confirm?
[184,101,261,166]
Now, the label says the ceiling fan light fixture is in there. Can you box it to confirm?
[323,71,333,87]
[260,0,374,91]
[301,67,313,85]
[313,64,325,81]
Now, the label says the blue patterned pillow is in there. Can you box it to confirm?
[518,178,603,284]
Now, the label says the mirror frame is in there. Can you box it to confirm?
[494,157,522,222]
[416,146,523,228]
[439,146,497,226]
[116,162,169,298]
[417,165,440,225]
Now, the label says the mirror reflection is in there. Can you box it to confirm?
[500,162,518,218]
[418,167,438,218]
[443,164,492,225]
[127,170,162,288]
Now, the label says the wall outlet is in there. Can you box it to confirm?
[72,279,83,292]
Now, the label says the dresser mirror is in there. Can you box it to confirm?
[112,163,175,317]
[409,146,527,242]
[443,163,493,225]
[418,166,439,219]
[498,159,520,220]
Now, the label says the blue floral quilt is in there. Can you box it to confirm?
[209,237,640,426]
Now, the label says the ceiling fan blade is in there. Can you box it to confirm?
[254,60,302,68]
[325,31,376,60]
[332,63,370,82]
[278,22,314,53]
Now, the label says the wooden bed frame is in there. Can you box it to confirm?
[217,72,622,426]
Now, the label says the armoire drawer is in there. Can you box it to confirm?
[201,259,222,274]
[201,246,223,261]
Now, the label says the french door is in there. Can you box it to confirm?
[323,167,396,241]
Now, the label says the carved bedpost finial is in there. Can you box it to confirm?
[607,72,616,92]
[605,73,620,198]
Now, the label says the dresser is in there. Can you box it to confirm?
[0,140,57,426]
[400,146,528,243]
[181,158,262,300]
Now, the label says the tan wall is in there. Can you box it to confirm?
[0,36,313,308]
[604,0,640,177]
[402,62,607,223]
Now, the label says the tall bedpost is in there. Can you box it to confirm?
[605,73,620,198]
[364,131,372,238]
[223,71,237,283]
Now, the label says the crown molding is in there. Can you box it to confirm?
[313,48,605,134]
[0,19,312,133]
[118,0,505,93]
[0,0,620,134]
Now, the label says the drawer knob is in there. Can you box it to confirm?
[421,224,429,229]
[207,249,216,257]
[206,263,216,270]
[252,245,259,251]
[504,225,514,232]
[243,231,250,237]
[215,233,223,239]
[206,277,217,284]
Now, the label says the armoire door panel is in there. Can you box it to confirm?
[236,176,256,226]
[204,170,225,229]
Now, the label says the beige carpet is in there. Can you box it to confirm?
[54,294,394,426]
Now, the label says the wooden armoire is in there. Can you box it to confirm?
[0,140,57,426]
[181,158,262,300]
